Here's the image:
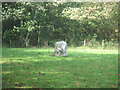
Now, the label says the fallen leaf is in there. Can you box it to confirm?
[46,69,48,71]
[39,88,42,90]
[74,76,76,79]
[37,74,39,76]
[32,85,34,87]
[23,72,25,74]
[88,73,91,75]
[30,72,32,74]
[77,83,81,87]
[33,78,36,80]
[27,67,29,69]
[39,71,41,74]
[94,73,96,75]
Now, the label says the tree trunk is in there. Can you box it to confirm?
[102,39,104,50]
[84,39,86,47]
[25,32,29,48]
[38,30,40,44]
[64,37,67,42]
[10,39,12,46]
[44,40,48,47]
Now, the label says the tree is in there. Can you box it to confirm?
[2,2,118,48]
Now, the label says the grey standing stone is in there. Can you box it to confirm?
[54,41,67,56]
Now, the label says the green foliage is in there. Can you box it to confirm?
[2,2,118,48]
[104,41,118,49]
[87,39,101,49]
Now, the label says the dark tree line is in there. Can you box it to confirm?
[2,2,119,48]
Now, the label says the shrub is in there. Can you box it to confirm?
[87,39,101,49]
[104,41,118,49]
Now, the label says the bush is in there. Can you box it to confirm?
[2,43,8,48]
[104,41,118,49]
[87,39,101,49]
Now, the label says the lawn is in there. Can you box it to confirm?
[2,47,118,88]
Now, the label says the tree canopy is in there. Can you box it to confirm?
[2,2,119,48]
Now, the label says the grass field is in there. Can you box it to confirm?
[2,47,118,88]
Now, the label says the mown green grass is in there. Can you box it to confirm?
[2,48,118,88]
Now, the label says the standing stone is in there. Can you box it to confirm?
[54,41,67,56]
